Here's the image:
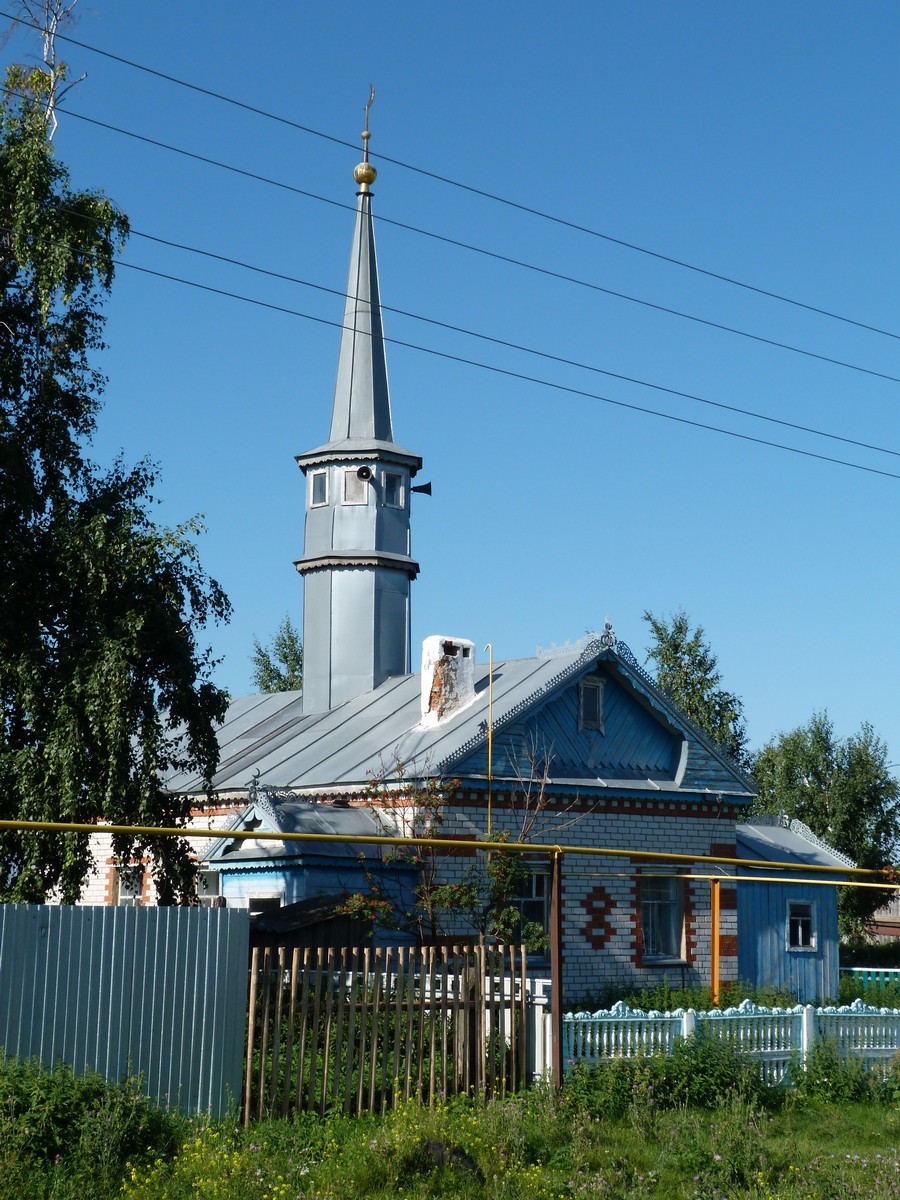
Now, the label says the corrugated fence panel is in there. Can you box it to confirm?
[0,904,249,1118]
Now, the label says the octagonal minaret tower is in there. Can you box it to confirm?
[295,96,422,713]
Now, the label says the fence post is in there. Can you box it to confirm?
[682,1009,697,1040]
[801,1004,816,1067]
[549,849,564,1087]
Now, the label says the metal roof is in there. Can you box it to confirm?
[737,818,855,870]
[206,795,383,864]
[170,640,755,802]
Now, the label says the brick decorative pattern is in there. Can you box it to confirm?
[580,884,619,950]
[719,934,739,957]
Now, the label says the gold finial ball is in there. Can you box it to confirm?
[354,161,377,186]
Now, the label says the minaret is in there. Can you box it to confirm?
[295,91,422,713]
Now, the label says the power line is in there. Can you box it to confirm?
[43,102,900,390]
[7,8,900,346]
[6,177,892,462]
[6,183,894,464]
[131,226,900,463]
[116,256,900,482]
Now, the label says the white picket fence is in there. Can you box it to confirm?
[561,998,900,1085]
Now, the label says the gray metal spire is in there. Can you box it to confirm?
[329,188,393,443]
[295,95,423,714]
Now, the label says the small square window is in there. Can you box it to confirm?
[384,472,403,508]
[116,866,144,907]
[788,901,815,950]
[579,680,604,732]
[311,470,328,506]
[342,470,369,504]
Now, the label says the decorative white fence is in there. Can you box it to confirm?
[562,998,900,1085]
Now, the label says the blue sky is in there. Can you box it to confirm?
[4,1,898,764]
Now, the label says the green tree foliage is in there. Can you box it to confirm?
[250,614,303,693]
[0,66,230,902]
[753,712,900,933]
[642,608,749,768]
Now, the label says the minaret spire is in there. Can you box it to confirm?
[329,85,392,443]
[295,92,423,714]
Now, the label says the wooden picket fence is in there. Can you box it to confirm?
[243,943,530,1121]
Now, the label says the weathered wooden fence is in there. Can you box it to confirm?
[244,943,532,1121]
[562,998,900,1085]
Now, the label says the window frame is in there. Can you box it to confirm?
[383,470,404,509]
[640,870,686,963]
[115,865,144,907]
[506,868,549,955]
[342,469,369,505]
[310,469,328,507]
[787,899,816,952]
[579,678,605,733]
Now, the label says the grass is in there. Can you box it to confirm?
[7,1037,900,1199]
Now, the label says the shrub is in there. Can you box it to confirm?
[793,1038,875,1103]
[0,1050,182,1182]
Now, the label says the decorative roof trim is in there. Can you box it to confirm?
[294,552,420,579]
[295,443,422,473]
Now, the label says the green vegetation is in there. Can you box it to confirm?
[251,614,304,694]
[0,12,230,901]
[642,608,750,768]
[754,713,899,934]
[8,1038,900,1199]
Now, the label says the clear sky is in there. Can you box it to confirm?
[3,1,898,764]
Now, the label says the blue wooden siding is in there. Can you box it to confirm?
[737,880,839,1003]
[460,673,679,781]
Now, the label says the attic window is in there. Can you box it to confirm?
[311,470,328,506]
[579,680,604,732]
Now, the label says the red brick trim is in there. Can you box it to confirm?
[580,884,619,950]
[484,793,747,820]
[709,842,737,859]
[719,934,738,957]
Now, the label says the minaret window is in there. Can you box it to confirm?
[342,469,369,505]
[384,472,403,508]
[311,470,328,507]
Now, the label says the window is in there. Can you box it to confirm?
[579,679,604,732]
[641,873,684,960]
[788,901,815,950]
[115,866,144,907]
[198,870,221,908]
[507,871,549,948]
[342,469,368,504]
[311,470,328,506]
[383,471,403,508]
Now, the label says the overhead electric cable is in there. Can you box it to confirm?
[130,226,900,462]
[6,8,900,345]
[115,256,900,482]
[3,193,893,463]
[37,101,900,389]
